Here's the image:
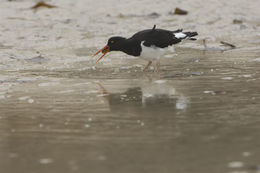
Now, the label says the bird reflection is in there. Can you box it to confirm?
[97,80,189,114]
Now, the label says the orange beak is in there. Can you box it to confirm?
[93,45,110,63]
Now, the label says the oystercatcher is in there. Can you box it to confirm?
[93,25,198,71]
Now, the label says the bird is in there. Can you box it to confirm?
[93,25,198,72]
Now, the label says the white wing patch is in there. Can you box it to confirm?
[174,32,186,39]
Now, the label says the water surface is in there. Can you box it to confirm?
[0,0,260,173]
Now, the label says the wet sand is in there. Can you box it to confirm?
[0,0,260,173]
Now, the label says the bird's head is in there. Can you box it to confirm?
[93,36,126,63]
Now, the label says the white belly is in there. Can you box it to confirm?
[140,42,174,61]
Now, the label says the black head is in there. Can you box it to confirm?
[106,36,126,51]
[93,36,126,63]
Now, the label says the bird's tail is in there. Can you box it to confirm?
[183,32,198,40]
[173,29,198,40]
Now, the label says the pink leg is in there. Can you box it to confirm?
[143,61,152,72]
[154,61,160,73]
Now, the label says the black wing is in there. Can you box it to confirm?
[130,28,182,48]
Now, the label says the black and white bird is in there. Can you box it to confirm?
[93,25,198,71]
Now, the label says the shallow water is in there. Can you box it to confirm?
[1,0,260,173]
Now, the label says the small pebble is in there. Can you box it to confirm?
[252,58,260,62]
[242,75,251,78]
[39,158,53,164]
[228,161,244,168]
[154,80,166,84]
[18,96,30,101]
[28,99,34,103]
[8,153,18,158]
[242,152,251,157]
[222,77,233,80]
[97,155,107,161]
[203,91,216,95]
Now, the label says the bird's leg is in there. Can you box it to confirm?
[202,39,207,49]
[143,71,152,81]
[154,60,160,73]
[143,61,152,72]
